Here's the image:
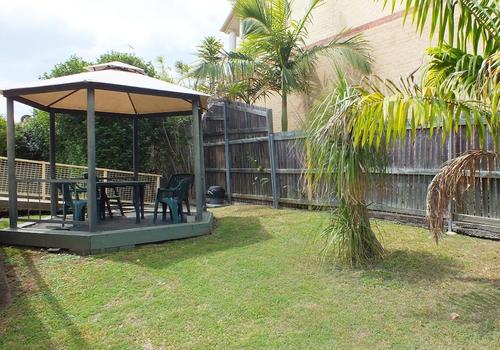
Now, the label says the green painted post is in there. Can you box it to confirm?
[133,118,139,181]
[6,98,18,228]
[49,111,57,216]
[87,88,97,232]
[199,106,206,211]
[192,98,203,221]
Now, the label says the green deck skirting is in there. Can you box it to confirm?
[0,212,213,255]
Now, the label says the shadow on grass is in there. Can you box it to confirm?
[361,249,463,284]
[97,216,272,269]
[0,250,11,311]
[0,248,90,349]
[362,249,500,332]
[446,288,500,331]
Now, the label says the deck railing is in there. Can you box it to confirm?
[0,157,161,205]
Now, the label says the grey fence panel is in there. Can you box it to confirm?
[203,100,500,227]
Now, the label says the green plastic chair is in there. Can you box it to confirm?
[59,183,88,226]
[83,172,125,219]
[161,174,194,214]
[153,178,190,224]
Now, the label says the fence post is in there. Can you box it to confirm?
[306,140,313,210]
[266,109,279,208]
[447,132,454,232]
[41,162,47,200]
[223,101,232,204]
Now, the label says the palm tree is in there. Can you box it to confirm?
[190,36,227,95]
[306,0,499,265]
[364,0,499,240]
[234,0,373,131]
[189,37,272,103]
[305,75,387,266]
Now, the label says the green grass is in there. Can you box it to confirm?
[0,205,499,349]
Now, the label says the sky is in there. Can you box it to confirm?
[0,0,232,119]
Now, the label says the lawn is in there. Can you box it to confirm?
[0,205,499,349]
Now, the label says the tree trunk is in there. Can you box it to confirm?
[281,89,288,132]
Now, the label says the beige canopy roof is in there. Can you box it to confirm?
[0,61,209,117]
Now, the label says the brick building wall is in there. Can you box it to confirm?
[222,0,434,131]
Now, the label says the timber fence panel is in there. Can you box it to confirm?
[202,101,500,227]
[0,157,161,205]
[203,100,273,204]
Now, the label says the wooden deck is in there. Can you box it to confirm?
[0,210,213,255]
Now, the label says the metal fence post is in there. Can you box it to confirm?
[223,101,232,204]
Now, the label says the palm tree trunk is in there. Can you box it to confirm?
[281,87,288,132]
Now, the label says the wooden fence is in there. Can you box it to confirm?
[203,100,500,228]
[0,157,161,205]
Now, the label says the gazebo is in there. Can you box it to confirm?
[0,62,213,254]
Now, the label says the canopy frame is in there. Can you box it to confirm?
[3,65,207,232]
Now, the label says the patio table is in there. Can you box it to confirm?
[53,179,150,224]
[96,180,150,223]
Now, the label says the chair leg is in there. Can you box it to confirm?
[73,203,85,222]
[179,202,184,222]
[105,197,112,218]
[62,205,67,227]
[162,203,167,222]
[80,205,87,222]
[153,200,159,224]
[166,198,179,224]
[116,197,125,216]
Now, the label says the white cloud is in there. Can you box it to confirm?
[0,0,232,119]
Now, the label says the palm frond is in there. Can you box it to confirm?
[291,0,324,43]
[352,76,496,149]
[320,32,373,75]
[235,0,273,36]
[234,0,373,130]
[427,149,497,242]
[423,45,499,108]
[378,0,500,54]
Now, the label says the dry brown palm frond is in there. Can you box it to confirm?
[427,149,497,243]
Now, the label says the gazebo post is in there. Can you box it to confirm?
[87,88,98,232]
[132,118,139,180]
[192,98,203,221]
[6,98,18,229]
[49,111,57,216]
[198,106,206,212]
